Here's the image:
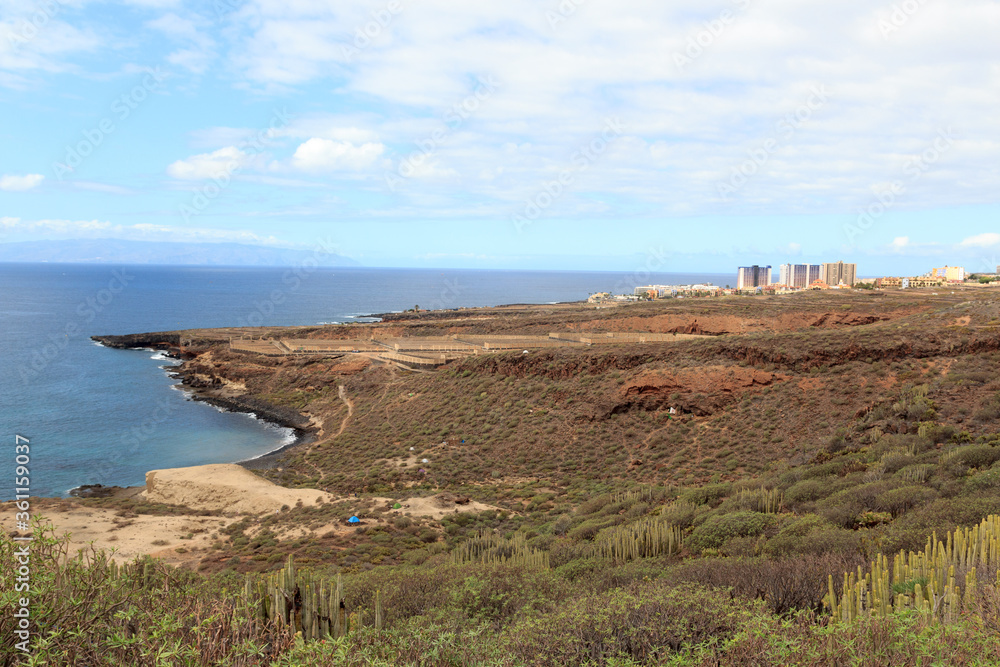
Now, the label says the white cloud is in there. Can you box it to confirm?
[0,173,44,191]
[291,138,384,171]
[960,233,1000,248]
[0,216,284,245]
[890,236,910,250]
[146,12,216,74]
[167,147,250,180]
[213,0,1000,218]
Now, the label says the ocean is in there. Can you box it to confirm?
[0,264,731,499]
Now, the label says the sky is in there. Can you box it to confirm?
[1,0,999,274]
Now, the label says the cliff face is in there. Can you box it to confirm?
[92,332,181,350]
[92,333,316,434]
[88,288,1000,492]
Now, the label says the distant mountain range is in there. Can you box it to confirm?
[0,239,359,267]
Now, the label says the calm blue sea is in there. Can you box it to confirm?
[0,264,730,499]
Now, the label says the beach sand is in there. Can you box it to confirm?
[22,463,502,567]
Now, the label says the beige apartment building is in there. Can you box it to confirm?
[821,261,857,287]
[930,266,966,282]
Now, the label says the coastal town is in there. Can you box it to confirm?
[222,260,1000,372]
[588,261,1000,304]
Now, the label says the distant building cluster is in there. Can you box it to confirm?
[736,265,771,290]
[877,265,972,289]
[594,260,991,307]
[779,264,821,288]
[632,283,723,299]
[736,261,858,291]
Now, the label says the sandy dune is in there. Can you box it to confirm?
[143,463,336,514]
[34,507,230,566]
[23,464,503,567]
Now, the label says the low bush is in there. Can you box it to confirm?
[687,511,779,552]
[763,514,861,558]
[785,479,837,505]
[875,485,940,518]
[679,482,732,507]
[506,582,752,666]
[946,444,1000,469]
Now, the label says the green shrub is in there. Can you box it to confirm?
[945,444,1000,469]
[679,482,732,507]
[449,564,569,628]
[0,523,292,665]
[881,494,1000,553]
[875,485,939,518]
[785,479,837,505]
[966,467,1000,492]
[506,582,754,666]
[659,500,701,529]
[763,514,860,558]
[664,553,863,615]
[687,511,779,552]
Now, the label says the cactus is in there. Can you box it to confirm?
[590,517,683,561]
[733,487,783,514]
[451,531,550,568]
[825,514,1000,624]
[245,557,367,642]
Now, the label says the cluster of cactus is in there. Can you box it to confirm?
[880,447,914,470]
[103,555,157,588]
[590,517,682,561]
[825,514,1000,624]
[244,555,376,641]
[611,486,665,505]
[897,463,934,483]
[733,487,783,514]
[450,531,549,568]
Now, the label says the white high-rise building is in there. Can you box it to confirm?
[737,265,771,290]
[778,264,821,288]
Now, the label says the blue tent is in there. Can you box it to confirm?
[348,516,360,523]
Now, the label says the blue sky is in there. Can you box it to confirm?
[1,0,999,274]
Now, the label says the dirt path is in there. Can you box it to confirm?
[302,385,355,483]
[334,384,354,437]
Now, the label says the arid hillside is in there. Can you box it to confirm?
[80,286,1000,574]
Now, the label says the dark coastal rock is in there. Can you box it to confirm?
[91,332,181,350]
[70,484,126,498]
[191,393,313,430]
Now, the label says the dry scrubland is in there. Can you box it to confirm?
[5,288,1000,665]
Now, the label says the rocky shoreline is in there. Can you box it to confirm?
[91,334,318,471]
